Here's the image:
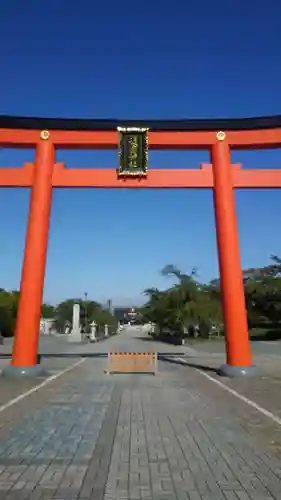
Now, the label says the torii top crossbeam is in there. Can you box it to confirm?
[1,114,281,188]
[1,113,281,131]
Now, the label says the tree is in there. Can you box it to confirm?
[89,307,118,329]
[142,265,222,337]
[0,290,18,336]
[54,298,118,332]
[243,255,281,325]
[41,303,56,319]
[142,287,180,331]
[142,256,281,339]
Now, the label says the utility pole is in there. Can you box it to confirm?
[84,292,88,332]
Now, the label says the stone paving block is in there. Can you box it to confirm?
[0,333,281,499]
[106,361,281,499]
[0,363,116,499]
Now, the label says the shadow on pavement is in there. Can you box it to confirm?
[183,361,219,374]
[163,357,219,374]
[133,336,156,342]
[0,353,108,359]
[133,335,183,346]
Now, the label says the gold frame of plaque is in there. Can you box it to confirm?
[117,127,149,177]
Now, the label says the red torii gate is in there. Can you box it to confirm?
[1,115,281,377]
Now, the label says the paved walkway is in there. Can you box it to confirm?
[0,329,280,499]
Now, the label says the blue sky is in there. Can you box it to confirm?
[0,1,281,306]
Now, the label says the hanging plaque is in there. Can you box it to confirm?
[117,127,149,177]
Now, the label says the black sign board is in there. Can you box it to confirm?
[117,127,149,177]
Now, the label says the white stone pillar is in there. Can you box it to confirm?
[68,303,82,342]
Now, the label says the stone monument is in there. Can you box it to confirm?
[68,303,82,342]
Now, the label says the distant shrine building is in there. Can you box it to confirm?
[115,307,142,325]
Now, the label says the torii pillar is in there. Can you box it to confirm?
[212,132,259,377]
[4,131,54,377]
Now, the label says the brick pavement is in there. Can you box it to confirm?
[104,362,281,500]
[0,358,81,409]
[0,357,279,499]
[0,328,281,499]
[163,351,281,420]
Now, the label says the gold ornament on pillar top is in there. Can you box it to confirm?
[40,130,50,140]
[216,131,226,141]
